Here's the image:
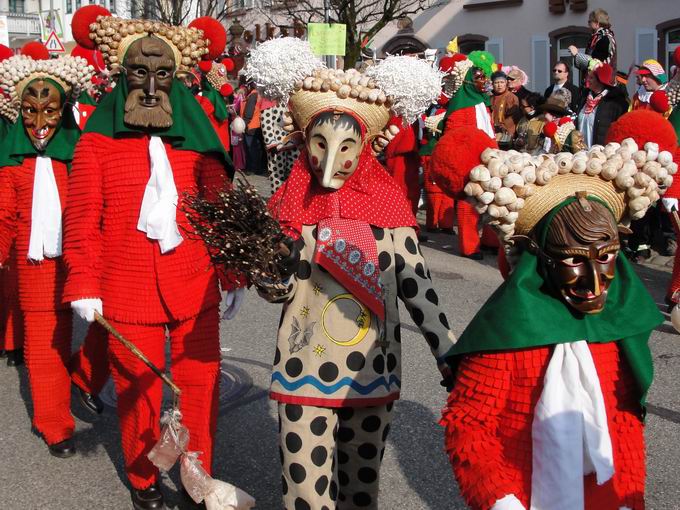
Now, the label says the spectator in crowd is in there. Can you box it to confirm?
[576,62,628,147]
[570,8,617,84]
[544,60,580,113]
[490,70,520,148]
[631,60,671,115]
[514,92,547,153]
[540,93,586,153]
[506,66,531,102]
[240,81,268,175]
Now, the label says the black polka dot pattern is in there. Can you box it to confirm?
[400,277,418,299]
[297,260,312,280]
[290,462,306,483]
[346,352,365,372]
[371,227,385,241]
[286,358,303,378]
[310,416,327,436]
[286,432,303,453]
[318,362,339,382]
[404,236,418,255]
[378,251,392,271]
[372,355,385,374]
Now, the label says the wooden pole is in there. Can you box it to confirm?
[94,311,181,397]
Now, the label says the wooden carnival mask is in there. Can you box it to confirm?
[22,79,63,151]
[541,198,620,315]
[472,68,490,93]
[306,111,363,190]
[123,36,175,129]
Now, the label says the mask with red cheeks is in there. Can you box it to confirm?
[21,79,63,151]
[472,68,490,93]
[541,198,620,315]
[306,111,363,190]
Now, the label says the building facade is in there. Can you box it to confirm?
[374,0,680,95]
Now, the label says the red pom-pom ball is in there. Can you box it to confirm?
[0,44,13,62]
[649,90,670,114]
[674,47,680,67]
[198,60,213,73]
[188,17,226,61]
[21,41,49,60]
[558,117,572,126]
[72,5,111,49]
[220,83,234,97]
[71,44,105,72]
[222,58,235,72]
[431,127,498,197]
[605,110,678,154]
[543,122,558,138]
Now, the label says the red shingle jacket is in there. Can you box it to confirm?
[0,158,69,312]
[63,132,233,324]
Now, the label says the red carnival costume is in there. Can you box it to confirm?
[0,50,95,452]
[65,7,245,508]
[436,113,676,510]
[384,116,421,215]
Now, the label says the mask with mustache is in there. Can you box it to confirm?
[22,79,63,151]
[123,36,175,129]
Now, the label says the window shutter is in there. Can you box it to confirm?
[485,38,504,65]
[635,28,658,63]
[531,35,550,93]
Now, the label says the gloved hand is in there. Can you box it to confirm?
[222,287,246,320]
[71,298,103,323]
[491,494,526,510]
[275,236,301,280]
[662,197,678,212]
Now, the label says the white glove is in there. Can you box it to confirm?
[491,495,526,510]
[662,197,678,212]
[222,288,246,320]
[71,298,103,323]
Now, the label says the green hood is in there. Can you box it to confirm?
[84,77,232,170]
[201,78,229,123]
[0,106,81,168]
[446,197,662,408]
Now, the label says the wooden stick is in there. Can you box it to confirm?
[94,312,181,397]
[673,210,680,233]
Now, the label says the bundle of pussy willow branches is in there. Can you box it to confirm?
[183,177,287,288]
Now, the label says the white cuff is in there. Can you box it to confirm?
[71,298,103,323]
[491,494,526,510]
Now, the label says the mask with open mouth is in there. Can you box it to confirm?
[21,79,63,151]
[541,198,620,315]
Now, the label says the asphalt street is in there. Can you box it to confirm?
[1,175,679,509]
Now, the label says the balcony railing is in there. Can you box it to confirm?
[0,12,41,36]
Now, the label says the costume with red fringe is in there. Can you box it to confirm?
[64,6,241,491]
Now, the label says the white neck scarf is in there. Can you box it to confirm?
[475,102,495,139]
[137,136,183,254]
[28,156,62,262]
[530,340,614,510]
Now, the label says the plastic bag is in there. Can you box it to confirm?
[147,409,189,471]
[180,452,213,504]
[205,479,256,510]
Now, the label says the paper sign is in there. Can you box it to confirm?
[307,23,346,56]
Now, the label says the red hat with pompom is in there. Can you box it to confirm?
[188,17,226,61]
[430,126,498,197]
[20,41,49,60]
[72,5,111,50]
[605,110,678,154]
[0,44,13,62]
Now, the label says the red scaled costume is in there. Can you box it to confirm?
[63,133,231,490]
[0,159,103,444]
[0,251,23,353]
[384,116,421,215]
[441,343,645,509]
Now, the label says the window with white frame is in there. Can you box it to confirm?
[665,27,680,70]
[556,34,589,86]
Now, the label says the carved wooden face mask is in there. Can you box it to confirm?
[306,111,363,190]
[22,79,63,151]
[123,36,175,129]
[542,199,620,315]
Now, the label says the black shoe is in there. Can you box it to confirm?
[76,385,104,415]
[181,487,206,509]
[0,349,6,359]
[463,252,483,260]
[417,234,429,242]
[6,348,23,367]
[131,484,165,510]
[48,438,76,458]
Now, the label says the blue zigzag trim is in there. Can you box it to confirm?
[271,372,401,395]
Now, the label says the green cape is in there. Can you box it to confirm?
[446,198,662,407]
[84,78,232,168]
[669,106,680,142]
[201,78,228,123]
[0,108,81,168]
[419,68,491,157]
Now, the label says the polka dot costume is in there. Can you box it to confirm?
[261,105,300,193]
[278,402,394,510]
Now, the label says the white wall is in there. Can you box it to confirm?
[373,0,676,92]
